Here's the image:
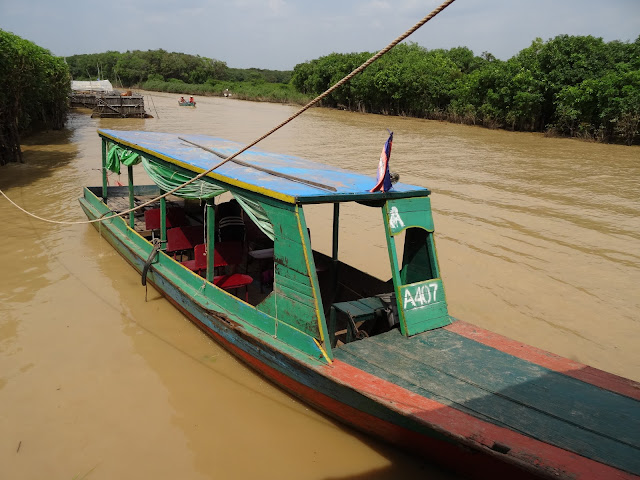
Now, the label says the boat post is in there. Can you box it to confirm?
[331,203,340,297]
[127,165,135,229]
[160,193,167,247]
[205,199,215,282]
[101,139,108,202]
[332,203,339,261]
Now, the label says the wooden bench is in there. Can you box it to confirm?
[329,297,387,347]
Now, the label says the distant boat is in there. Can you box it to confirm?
[178,101,196,107]
[80,129,640,480]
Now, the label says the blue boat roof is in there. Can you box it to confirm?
[98,129,431,204]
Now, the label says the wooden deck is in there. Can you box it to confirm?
[334,327,640,476]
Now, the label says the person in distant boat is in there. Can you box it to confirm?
[179,96,185,103]
[189,96,195,104]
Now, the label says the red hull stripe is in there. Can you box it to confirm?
[446,320,640,400]
[161,293,635,479]
[325,359,637,480]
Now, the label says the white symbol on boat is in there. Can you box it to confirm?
[389,206,405,229]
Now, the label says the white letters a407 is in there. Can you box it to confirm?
[404,283,438,309]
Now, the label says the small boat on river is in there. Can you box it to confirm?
[178,101,196,107]
[79,129,640,480]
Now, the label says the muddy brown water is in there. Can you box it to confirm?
[1,92,638,479]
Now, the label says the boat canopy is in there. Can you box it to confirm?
[98,129,431,205]
[72,80,114,93]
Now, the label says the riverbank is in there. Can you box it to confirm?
[139,81,640,147]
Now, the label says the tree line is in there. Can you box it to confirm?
[65,49,291,88]
[1,32,637,167]
[291,36,640,145]
[0,30,70,165]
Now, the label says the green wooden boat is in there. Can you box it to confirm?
[79,129,640,480]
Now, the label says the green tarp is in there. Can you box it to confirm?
[107,143,274,240]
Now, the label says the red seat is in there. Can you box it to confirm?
[167,225,204,258]
[181,243,207,274]
[144,207,187,231]
[213,274,253,301]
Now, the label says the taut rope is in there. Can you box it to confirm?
[0,0,457,225]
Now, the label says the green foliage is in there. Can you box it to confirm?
[226,67,292,84]
[65,49,288,88]
[0,29,70,165]
[290,35,640,144]
[48,37,640,146]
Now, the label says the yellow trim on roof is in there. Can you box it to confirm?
[98,130,297,204]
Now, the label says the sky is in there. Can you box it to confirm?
[1,0,638,70]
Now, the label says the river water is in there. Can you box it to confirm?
[1,92,638,479]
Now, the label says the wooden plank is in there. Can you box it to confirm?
[274,262,312,288]
[334,330,640,475]
[272,293,319,336]
[446,319,640,401]
[274,235,310,277]
[274,281,316,308]
[402,329,640,448]
[274,267,314,298]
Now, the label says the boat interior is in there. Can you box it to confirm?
[103,188,404,349]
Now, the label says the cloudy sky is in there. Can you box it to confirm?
[1,0,638,70]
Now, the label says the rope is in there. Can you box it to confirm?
[0,0,457,226]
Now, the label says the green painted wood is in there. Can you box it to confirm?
[160,193,167,246]
[386,197,434,235]
[269,291,318,334]
[101,139,108,201]
[206,200,215,282]
[274,262,313,290]
[383,199,450,337]
[243,199,328,347]
[274,268,314,298]
[399,279,451,335]
[256,293,276,318]
[274,235,309,276]
[127,165,135,229]
[335,329,640,475]
[267,204,302,242]
[274,281,316,308]
[332,298,385,318]
[331,298,386,343]
[404,303,450,336]
[297,207,331,354]
[382,203,408,335]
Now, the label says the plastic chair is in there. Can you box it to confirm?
[166,225,204,259]
[144,207,187,231]
[181,243,207,275]
[213,274,253,301]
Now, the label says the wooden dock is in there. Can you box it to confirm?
[91,95,148,118]
[70,93,149,118]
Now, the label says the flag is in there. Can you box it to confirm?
[370,131,393,193]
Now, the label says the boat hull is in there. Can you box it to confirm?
[79,187,639,480]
